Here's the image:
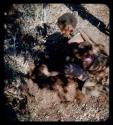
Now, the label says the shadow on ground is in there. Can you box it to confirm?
[65,4,109,36]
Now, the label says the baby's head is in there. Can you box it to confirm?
[57,13,77,38]
[70,41,94,69]
[71,42,92,58]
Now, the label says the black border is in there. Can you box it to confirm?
[0,0,112,124]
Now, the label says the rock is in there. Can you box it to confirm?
[84,80,96,87]
[90,89,100,97]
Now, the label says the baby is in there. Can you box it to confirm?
[65,41,94,81]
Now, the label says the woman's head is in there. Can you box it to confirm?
[57,13,77,38]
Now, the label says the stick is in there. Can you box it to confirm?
[79,30,95,46]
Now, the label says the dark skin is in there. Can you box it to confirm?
[69,41,94,70]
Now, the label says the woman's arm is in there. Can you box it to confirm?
[68,33,84,44]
